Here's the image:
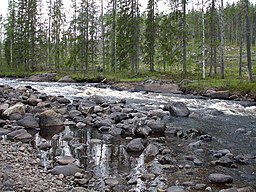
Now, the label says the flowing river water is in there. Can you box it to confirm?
[1,78,256,191]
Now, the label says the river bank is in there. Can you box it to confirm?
[0,78,256,191]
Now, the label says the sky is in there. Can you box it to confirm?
[0,0,254,19]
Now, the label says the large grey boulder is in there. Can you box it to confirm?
[58,75,76,83]
[165,102,190,117]
[39,109,64,127]
[143,144,159,163]
[147,120,166,133]
[51,164,82,176]
[126,138,145,152]
[209,173,233,184]
[17,115,39,129]
[28,73,57,82]
[206,90,230,100]
[3,103,26,117]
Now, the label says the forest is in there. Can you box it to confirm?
[0,0,256,86]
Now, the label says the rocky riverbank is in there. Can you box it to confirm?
[0,81,256,192]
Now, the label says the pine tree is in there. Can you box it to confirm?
[144,0,156,72]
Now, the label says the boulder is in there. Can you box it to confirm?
[55,156,76,165]
[165,102,190,117]
[3,103,26,117]
[0,103,9,113]
[209,173,233,184]
[28,73,57,82]
[7,128,32,142]
[167,186,187,192]
[147,120,166,133]
[206,90,230,100]
[143,144,159,163]
[126,138,145,152]
[39,109,64,127]
[17,115,39,129]
[39,125,65,140]
[51,164,82,176]
[58,75,76,83]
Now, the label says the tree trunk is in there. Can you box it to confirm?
[182,0,187,78]
[245,0,253,81]
[239,3,243,81]
[202,0,205,79]
[220,0,225,79]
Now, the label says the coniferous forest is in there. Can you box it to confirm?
[0,0,256,83]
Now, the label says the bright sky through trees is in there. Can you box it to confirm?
[0,0,253,17]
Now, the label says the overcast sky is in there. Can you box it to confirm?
[0,0,255,18]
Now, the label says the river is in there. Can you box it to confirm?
[1,78,256,191]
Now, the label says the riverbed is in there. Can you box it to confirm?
[0,78,255,191]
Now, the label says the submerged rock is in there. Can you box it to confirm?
[165,102,190,117]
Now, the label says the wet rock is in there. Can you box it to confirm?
[38,141,51,150]
[26,96,39,106]
[17,115,39,129]
[109,127,123,136]
[0,128,9,136]
[199,134,212,142]
[147,120,166,133]
[9,112,23,120]
[39,125,65,140]
[27,73,57,82]
[69,110,82,118]
[64,119,76,126]
[76,122,86,129]
[158,155,177,164]
[7,128,27,140]
[211,149,231,158]
[0,103,9,113]
[39,109,64,127]
[206,90,230,100]
[105,178,119,187]
[211,156,235,168]
[58,75,76,83]
[57,97,71,104]
[165,102,190,117]
[7,129,33,142]
[51,164,82,176]
[193,184,206,190]
[237,187,255,192]
[89,95,105,105]
[143,143,159,163]
[3,103,26,118]
[167,186,187,192]
[208,173,233,184]
[55,156,76,165]
[140,173,155,181]
[134,125,152,138]
[219,188,238,192]
[188,140,203,150]
[126,138,145,152]
[70,187,92,192]
[112,112,129,123]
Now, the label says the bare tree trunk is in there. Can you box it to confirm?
[245,0,253,81]
[239,3,243,81]
[202,0,205,79]
[182,0,187,78]
[220,0,225,79]
[101,0,105,72]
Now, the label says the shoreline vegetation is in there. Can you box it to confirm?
[0,71,255,102]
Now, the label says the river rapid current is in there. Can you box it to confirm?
[0,78,256,191]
